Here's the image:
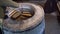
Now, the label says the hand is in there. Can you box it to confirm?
[0,0,19,18]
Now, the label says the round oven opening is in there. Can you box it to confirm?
[8,5,35,21]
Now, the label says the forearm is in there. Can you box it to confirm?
[0,0,19,7]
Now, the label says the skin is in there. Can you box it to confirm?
[0,0,19,7]
[0,0,19,18]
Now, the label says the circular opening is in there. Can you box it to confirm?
[10,5,35,20]
[19,5,35,20]
[21,9,34,20]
